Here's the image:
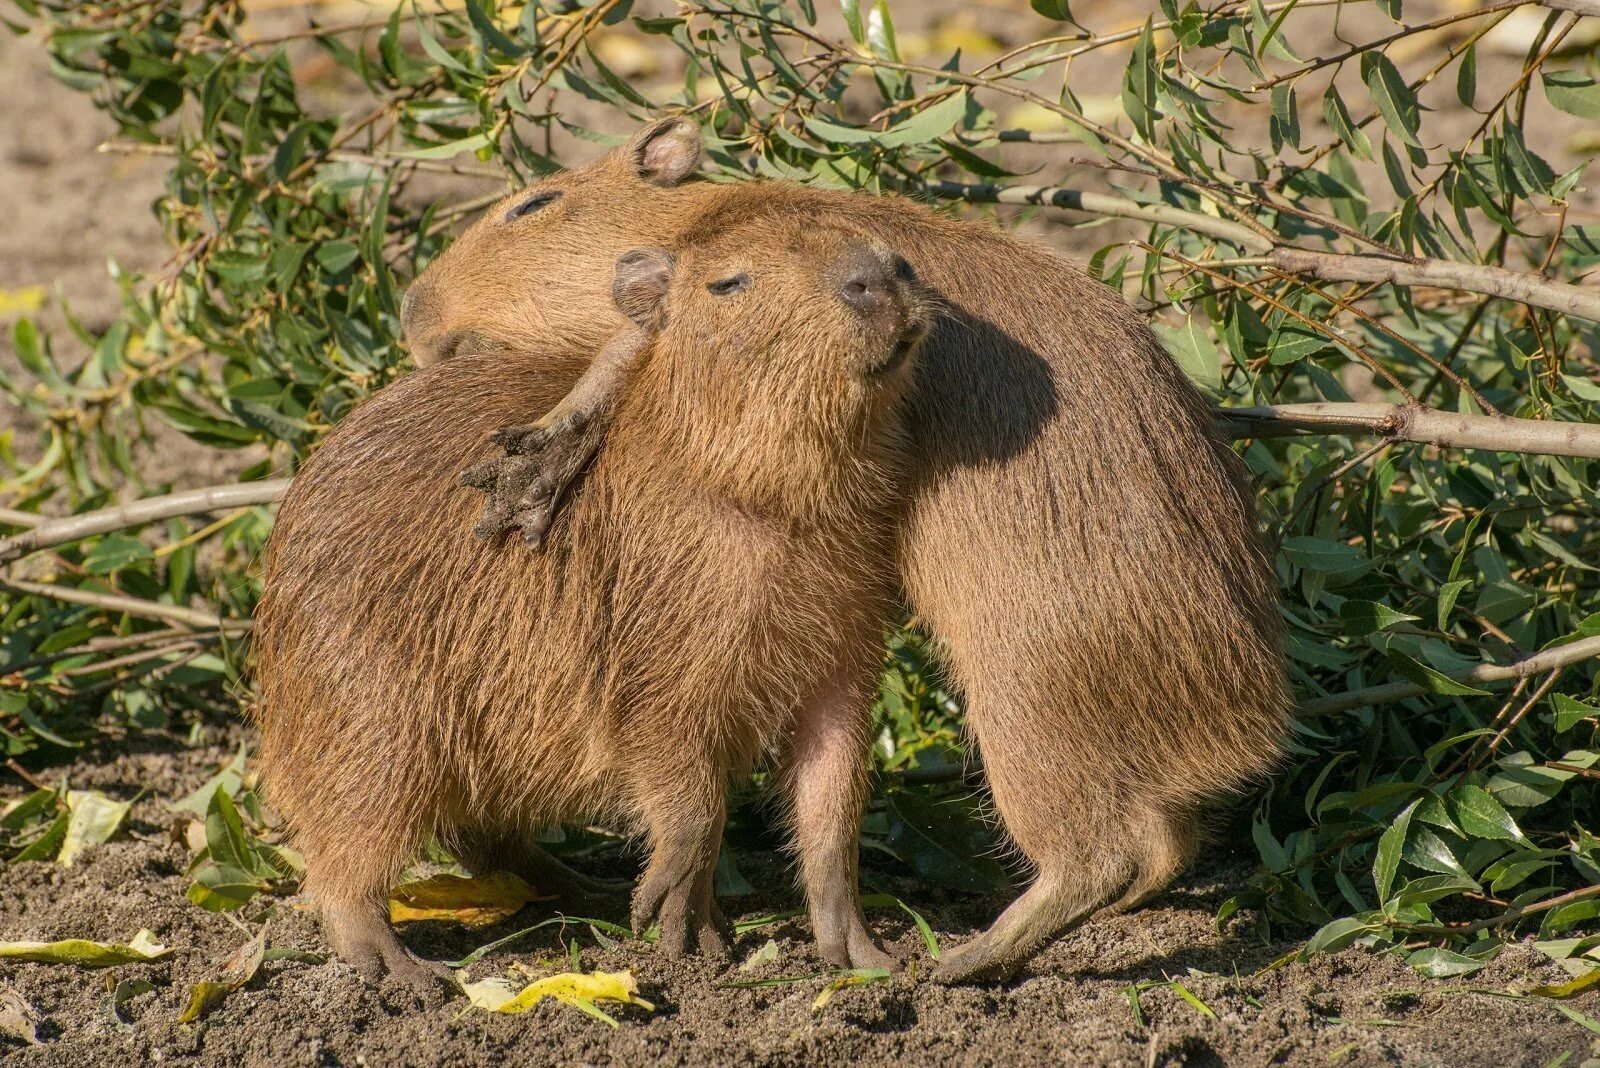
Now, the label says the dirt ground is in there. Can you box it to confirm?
[4,2,1600,1066]
[3,725,1597,1068]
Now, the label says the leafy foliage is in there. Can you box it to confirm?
[2,0,1598,978]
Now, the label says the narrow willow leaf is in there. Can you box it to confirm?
[1322,86,1373,161]
[1361,52,1422,149]
[1457,43,1477,107]
[1375,798,1420,903]
[1407,947,1484,978]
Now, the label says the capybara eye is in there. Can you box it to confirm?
[706,273,751,297]
[892,255,916,283]
[504,189,563,221]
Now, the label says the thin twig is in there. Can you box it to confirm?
[1301,634,1600,715]
[0,480,289,565]
[1220,402,1600,459]
[0,578,243,632]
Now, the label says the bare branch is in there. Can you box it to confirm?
[1301,634,1600,716]
[1545,0,1600,15]
[1268,249,1600,323]
[922,180,1273,252]
[1220,402,1600,459]
[0,578,247,631]
[0,480,290,565]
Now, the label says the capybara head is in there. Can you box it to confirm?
[402,117,707,366]
[615,217,931,514]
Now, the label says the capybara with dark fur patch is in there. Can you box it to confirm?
[403,118,1291,982]
[253,215,932,989]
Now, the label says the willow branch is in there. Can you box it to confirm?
[1301,635,1600,715]
[1221,403,1600,459]
[0,480,290,565]
[1268,249,1600,323]
[921,180,1272,252]
[0,578,245,631]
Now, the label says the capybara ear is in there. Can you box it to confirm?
[611,247,676,327]
[624,116,702,187]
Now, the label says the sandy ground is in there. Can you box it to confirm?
[2,726,1596,1068]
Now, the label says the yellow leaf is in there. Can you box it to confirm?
[1528,965,1600,999]
[58,791,132,868]
[0,929,169,967]
[388,871,548,927]
[461,968,655,1026]
[179,930,266,1023]
[0,286,46,318]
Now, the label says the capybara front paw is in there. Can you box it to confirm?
[464,413,601,548]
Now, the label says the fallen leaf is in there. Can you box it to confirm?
[107,978,154,1027]
[0,987,41,1045]
[1529,965,1600,999]
[812,967,891,1013]
[180,930,266,1023]
[0,286,46,318]
[0,930,170,968]
[739,939,780,972]
[389,871,548,927]
[460,968,655,1027]
[58,791,132,867]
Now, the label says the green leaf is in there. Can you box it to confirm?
[1448,784,1524,842]
[1153,315,1222,397]
[1302,915,1377,956]
[1554,694,1600,733]
[1322,85,1373,161]
[1402,824,1470,878]
[882,790,1011,893]
[1340,600,1417,637]
[82,535,152,574]
[1375,798,1419,903]
[1030,0,1076,21]
[1282,537,1369,576]
[1456,43,1476,106]
[1406,947,1485,978]
[1385,653,1491,697]
[1360,52,1422,149]
[840,0,864,43]
[1543,71,1600,120]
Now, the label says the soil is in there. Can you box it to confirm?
[4,2,1600,1066]
[2,725,1595,1068]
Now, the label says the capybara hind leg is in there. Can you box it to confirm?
[630,784,732,958]
[323,898,450,995]
[778,661,893,970]
[1109,809,1201,913]
[931,862,1130,984]
[455,832,630,901]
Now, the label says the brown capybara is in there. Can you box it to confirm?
[403,118,1291,982]
[253,216,932,989]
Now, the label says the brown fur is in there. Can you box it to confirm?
[254,217,930,987]
[404,119,1292,982]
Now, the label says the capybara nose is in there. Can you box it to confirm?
[836,245,896,318]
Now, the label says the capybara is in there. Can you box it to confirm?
[253,216,932,988]
[403,118,1291,982]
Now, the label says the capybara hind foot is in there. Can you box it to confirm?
[504,843,632,902]
[632,876,732,959]
[931,867,1126,985]
[324,901,452,996]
